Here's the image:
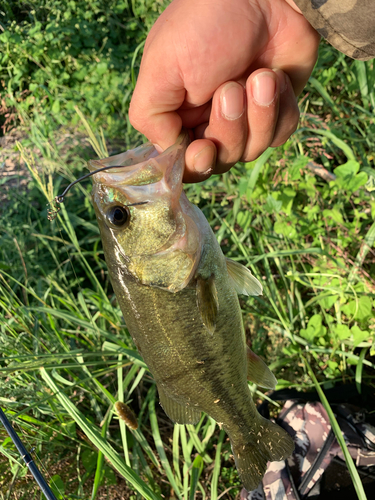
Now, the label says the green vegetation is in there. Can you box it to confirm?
[1,1,374,499]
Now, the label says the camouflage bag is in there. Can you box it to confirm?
[242,387,375,500]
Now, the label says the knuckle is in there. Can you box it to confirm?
[271,127,296,147]
[271,113,299,147]
[128,101,145,132]
[240,134,272,162]
[285,119,298,139]
[291,109,300,127]
[213,161,232,175]
[214,138,245,170]
[216,156,239,172]
[271,137,287,148]
[240,148,263,163]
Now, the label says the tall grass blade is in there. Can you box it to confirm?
[172,424,182,482]
[355,61,369,103]
[131,41,146,89]
[348,220,375,285]
[186,425,212,464]
[179,425,191,499]
[355,348,367,395]
[210,430,225,500]
[148,391,182,499]
[309,129,356,161]
[74,106,107,158]
[189,455,204,500]
[91,419,108,500]
[308,77,339,114]
[117,354,130,467]
[246,148,273,198]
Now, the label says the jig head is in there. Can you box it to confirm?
[48,164,148,221]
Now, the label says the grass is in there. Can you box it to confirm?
[1,1,375,499]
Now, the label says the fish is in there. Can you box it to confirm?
[88,130,294,490]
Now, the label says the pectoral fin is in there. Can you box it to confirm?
[226,258,263,296]
[158,385,201,425]
[196,275,219,335]
[246,346,277,389]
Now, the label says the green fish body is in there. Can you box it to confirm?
[89,132,294,490]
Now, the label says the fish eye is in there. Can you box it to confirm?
[106,205,130,227]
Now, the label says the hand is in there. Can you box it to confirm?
[129,0,320,182]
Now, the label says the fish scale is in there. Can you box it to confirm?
[111,269,250,431]
[89,130,294,490]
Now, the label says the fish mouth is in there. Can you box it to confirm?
[87,130,190,189]
[87,143,157,174]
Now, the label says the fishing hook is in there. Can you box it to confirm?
[48,165,149,221]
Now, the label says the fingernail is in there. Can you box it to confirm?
[272,68,287,93]
[193,145,216,173]
[153,143,163,153]
[221,82,245,120]
[252,72,277,106]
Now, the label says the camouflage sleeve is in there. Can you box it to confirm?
[294,0,375,60]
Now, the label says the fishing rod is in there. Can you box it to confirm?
[0,406,58,500]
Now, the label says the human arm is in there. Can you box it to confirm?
[294,0,375,61]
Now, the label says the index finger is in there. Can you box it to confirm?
[129,33,186,150]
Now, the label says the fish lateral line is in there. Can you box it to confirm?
[48,164,149,221]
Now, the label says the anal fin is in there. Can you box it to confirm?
[247,346,277,389]
[158,385,201,425]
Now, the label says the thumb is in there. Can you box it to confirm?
[129,47,185,150]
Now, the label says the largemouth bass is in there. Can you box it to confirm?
[88,131,294,490]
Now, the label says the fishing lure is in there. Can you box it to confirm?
[48,165,149,221]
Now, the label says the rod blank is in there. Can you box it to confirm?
[0,406,58,500]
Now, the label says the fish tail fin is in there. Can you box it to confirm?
[231,416,294,491]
